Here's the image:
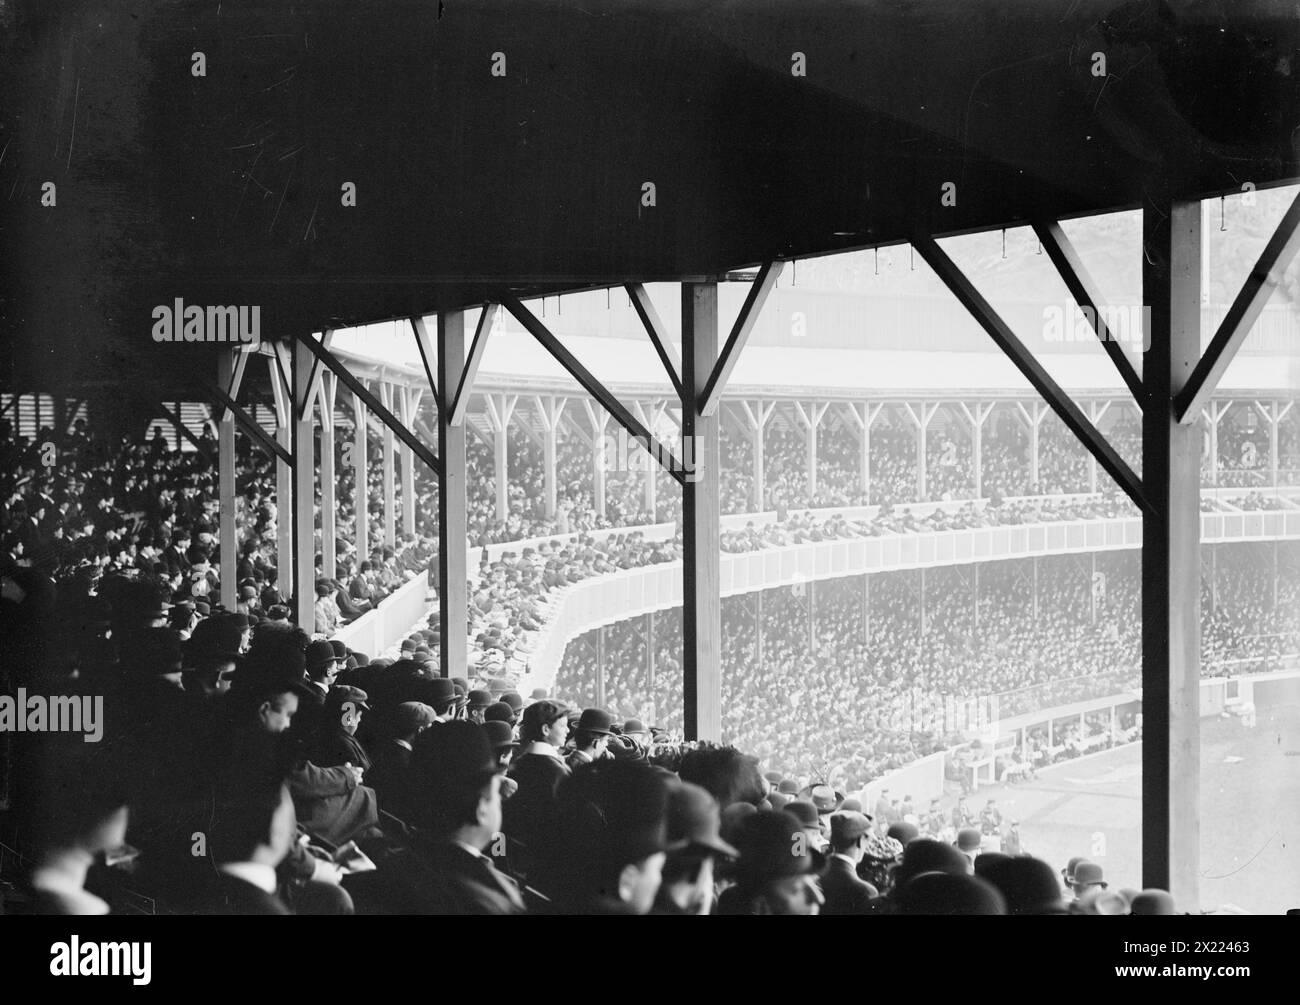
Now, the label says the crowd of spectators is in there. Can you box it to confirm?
[2,402,1294,916]
[556,546,1299,792]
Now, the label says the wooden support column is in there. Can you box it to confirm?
[1088,400,1113,494]
[959,401,994,498]
[217,352,239,610]
[584,400,610,519]
[399,388,421,538]
[595,626,606,708]
[740,399,774,511]
[485,393,517,522]
[632,400,665,517]
[379,382,397,548]
[793,400,829,502]
[351,392,370,560]
[1015,401,1047,489]
[904,401,940,500]
[533,395,566,519]
[320,373,338,579]
[1255,400,1292,488]
[1205,400,1230,487]
[439,311,469,681]
[862,574,870,645]
[268,354,294,589]
[291,338,317,632]
[1142,197,1202,907]
[682,281,721,741]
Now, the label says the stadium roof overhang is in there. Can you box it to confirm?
[3,0,1299,390]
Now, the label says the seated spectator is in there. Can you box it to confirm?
[654,781,738,916]
[716,810,825,916]
[549,759,675,915]
[820,811,879,914]
[368,721,524,915]
[566,708,615,769]
[367,701,437,823]
[198,783,297,915]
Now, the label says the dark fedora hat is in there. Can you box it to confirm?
[734,810,824,884]
[484,701,516,723]
[576,708,616,736]
[305,639,337,669]
[665,781,738,860]
[783,800,821,831]
[482,719,517,751]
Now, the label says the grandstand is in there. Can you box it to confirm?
[2,0,1299,921]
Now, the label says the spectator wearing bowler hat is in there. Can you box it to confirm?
[550,759,676,915]
[1130,889,1176,915]
[716,810,825,916]
[653,781,738,915]
[184,616,241,698]
[302,640,340,700]
[956,828,983,869]
[1061,855,1087,892]
[484,700,516,727]
[482,720,518,771]
[897,872,1007,916]
[887,820,920,847]
[821,811,880,914]
[367,701,437,822]
[618,717,649,751]
[370,721,524,915]
[417,677,461,721]
[466,689,493,724]
[566,708,616,769]
[784,799,828,853]
[291,639,340,743]
[978,855,1067,915]
[1069,861,1107,899]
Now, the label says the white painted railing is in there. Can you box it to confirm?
[526,509,1300,689]
[333,571,430,657]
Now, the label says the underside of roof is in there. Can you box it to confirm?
[2,0,1298,394]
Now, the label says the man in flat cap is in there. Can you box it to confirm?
[821,811,880,914]
[309,685,373,776]
[366,701,436,822]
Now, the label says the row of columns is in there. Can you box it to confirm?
[360,385,1294,527]
[203,211,1281,910]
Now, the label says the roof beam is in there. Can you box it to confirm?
[293,331,442,477]
[410,315,441,414]
[1033,221,1145,404]
[297,329,334,422]
[700,260,783,417]
[914,234,1148,512]
[499,291,687,485]
[1174,189,1300,424]
[202,380,292,466]
[154,400,215,467]
[450,304,496,427]
[625,284,684,401]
